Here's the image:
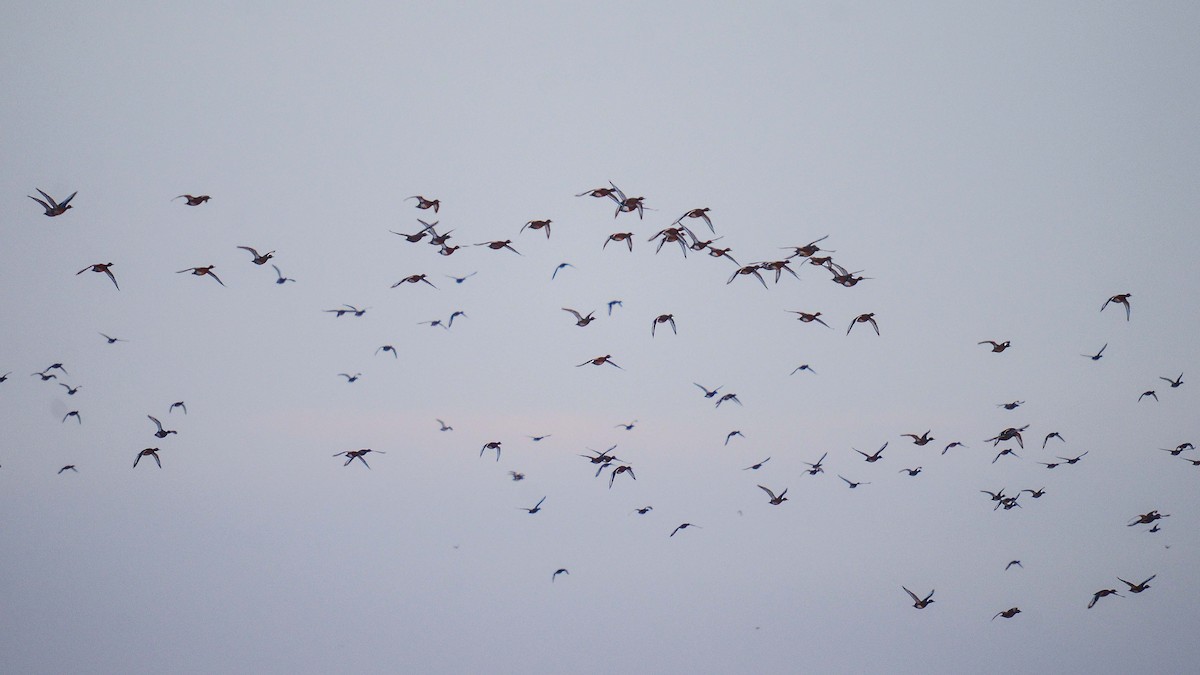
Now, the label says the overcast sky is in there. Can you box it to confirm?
[3,2,1199,673]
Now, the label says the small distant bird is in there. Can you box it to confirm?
[789,311,831,328]
[392,274,437,289]
[847,313,880,335]
[45,363,68,375]
[978,340,1011,352]
[803,452,828,475]
[615,420,638,431]
[1159,374,1183,388]
[271,265,295,284]
[177,266,225,286]
[670,523,700,537]
[419,319,447,329]
[1005,560,1023,570]
[942,441,966,455]
[577,355,622,369]
[728,265,768,288]
[521,219,552,238]
[577,186,619,198]
[446,272,477,284]
[436,419,453,431]
[743,458,771,470]
[508,471,525,481]
[790,364,817,375]
[528,434,551,441]
[480,441,502,461]
[519,496,546,514]
[998,400,1024,410]
[1128,510,1168,526]
[0,373,10,383]
[475,240,521,255]
[59,383,81,395]
[376,345,398,358]
[1088,589,1122,609]
[992,448,1019,463]
[62,411,81,424]
[603,232,635,251]
[148,416,177,438]
[32,372,57,381]
[899,466,923,476]
[609,465,636,488]
[99,333,128,344]
[607,300,623,315]
[237,246,275,265]
[562,308,596,327]
[903,587,935,609]
[1082,344,1108,361]
[1057,451,1088,465]
[333,448,384,468]
[1101,293,1132,320]
[1139,390,1158,402]
[134,448,162,468]
[325,305,368,317]
[551,263,575,280]
[758,485,789,505]
[651,314,677,336]
[58,465,78,474]
[715,393,741,408]
[1117,574,1156,593]
[992,608,1021,620]
[694,383,722,398]
[724,430,744,446]
[856,443,887,462]
[633,506,653,515]
[781,235,832,259]
[173,194,210,205]
[839,475,869,488]
[552,568,569,582]
[1043,432,1064,448]
[169,401,187,414]
[77,263,119,289]
[1022,488,1046,498]
[338,373,362,383]
[406,195,440,212]
[674,207,713,232]
[902,431,934,446]
[29,188,77,216]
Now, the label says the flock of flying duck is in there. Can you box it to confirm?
[9,183,1189,617]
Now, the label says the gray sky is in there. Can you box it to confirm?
[3,2,1198,673]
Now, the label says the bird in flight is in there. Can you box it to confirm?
[436,419,453,431]
[715,392,741,407]
[58,465,78,474]
[674,207,713,232]
[177,266,225,286]
[1117,574,1156,594]
[855,443,887,462]
[902,431,934,446]
[978,340,1011,352]
[670,523,700,537]
[29,188,77,216]
[790,364,817,375]
[406,195,440,212]
[847,313,880,335]
[1005,560,1023,570]
[338,373,362,383]
[519,497,547,514]
[134,448,162,468]
[475,240,522,255]
[899,466,923,476]
[99,333,128,344]
[757,485,788,505]
[694,383,722,398]
[551,263,574,280]
[603,232,635,251]
[607,300,623,315]
[271,265,296,284]
[77,263,119,289]
[633,506,653,515]
[169,401,187,414]
[724,430,744,446]
[615,420,637,431]
[173,194,210,205]
[728,265,768,288]
[552,568,569,582]
[508,471,525,481]
[838,475,869,488]
[62,411,81,424]
[651,314,677,336]
[1101,293,1132,320]
[521,219,552,238]
[376,345,398,358]
[903,587,935,609]
[480,441,502,461]
[803,452,828,475]
[789,311,831,328]
[446,272,477,284]
[148,415,177,438]
[942,441,966,455]
[1139,390,1158,402]
[59,383,81,395]
[577,355,622,369]
[237,246,275,265]
[1042,432,1064,448]
[1160,373,1183,388]
[334,448,384,468]
[562,308,596,327]
[992,607,1021,620]
[392,274,437,289]
[608,465,636,488]
[1088,588,1122,609]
